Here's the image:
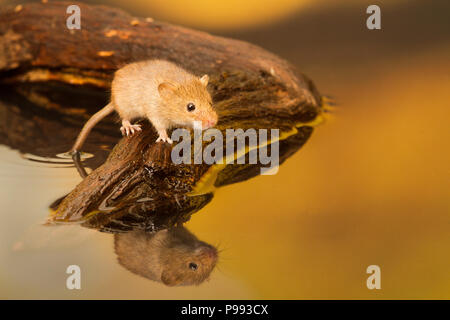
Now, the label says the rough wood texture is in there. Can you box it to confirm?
[0,1,320,104]
[0,2,324,232]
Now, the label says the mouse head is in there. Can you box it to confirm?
[114,227,218,286]
[160,240,218,286]
[158,75,218,130]
[158,226,218,286]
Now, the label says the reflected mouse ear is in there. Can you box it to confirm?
[158,82,177,97]
[199,74,209,86]
[161,269,183,286]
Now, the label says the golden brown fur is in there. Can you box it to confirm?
[114,226,218,286]
[71,59,218,152]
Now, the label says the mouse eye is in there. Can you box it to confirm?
[187,103,196,112]
[189,262,198,271]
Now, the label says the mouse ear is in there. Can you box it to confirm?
[199,74,209,87]
[158,82,177,98]
[161,269,183,287]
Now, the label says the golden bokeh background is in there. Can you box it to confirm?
[0,0,449,299]
[106,0,311,30]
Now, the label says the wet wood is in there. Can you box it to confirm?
[51,122,315,233]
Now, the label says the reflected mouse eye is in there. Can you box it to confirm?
[189,262,198,271]
[187,103,196,112]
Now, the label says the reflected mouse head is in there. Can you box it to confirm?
[114,226,218,286]
[160,237,218,286]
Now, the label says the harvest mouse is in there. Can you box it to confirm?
[70,59,218,152]
[114,226,218,286]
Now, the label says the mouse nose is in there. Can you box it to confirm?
[202,119,216,129]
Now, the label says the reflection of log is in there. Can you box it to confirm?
[0,2,324,232]
[0,85,119,169]
[50,122,314,233]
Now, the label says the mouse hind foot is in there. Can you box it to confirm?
[120,120,142,136]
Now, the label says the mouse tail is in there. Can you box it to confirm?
[70,103,115,153]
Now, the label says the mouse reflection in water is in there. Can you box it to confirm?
[114,226,218,286]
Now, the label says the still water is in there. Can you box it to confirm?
[0,0,449,299]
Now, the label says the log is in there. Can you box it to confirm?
[0,1,324,232]
[0,1,320,105]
